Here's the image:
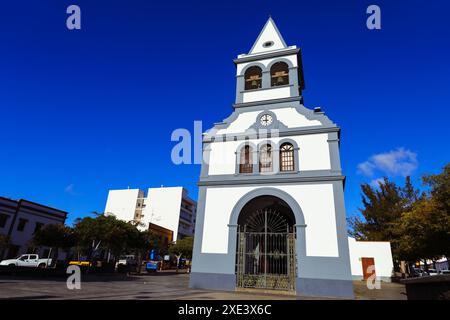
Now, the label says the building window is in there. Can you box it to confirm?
[270,62,289,86]
[244,66,262,90]
[181,202,193,212]
[0,213,9,228]
[239,145,253,173]
[17,218,28,232]
[34,222,44,234]
[180,211,192,222]
[280,143,295,171]
[259,144,273,173]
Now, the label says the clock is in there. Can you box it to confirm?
[260,114,273,127]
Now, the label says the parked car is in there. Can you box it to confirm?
[117,255,137,268]
[441,270,450,275]
[69,260,92,267]
[0,254,52,268]
[411,268,427,277]
[427,268,439,276]
[145,260,160,273]
[116,255,138,272]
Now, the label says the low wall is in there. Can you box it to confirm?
[401,275,450,300]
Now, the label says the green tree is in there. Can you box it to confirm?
[349,176,427,261]
[0,234,10,260]
[422,164,450,261]
[73,214,138,262]
[72,216,104,259]
[350,164,450,270]
[423,163,450,212]
[33,224,76,260]
[168,236,193,271]
[397,198,439,263]
[349,177,410,260]
[127,229,161,273]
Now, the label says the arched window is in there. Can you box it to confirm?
[280,143,295,172]
[259,144,273,173]
[244,66,262,90]
[239,145,253,173]
[270,62,289,87]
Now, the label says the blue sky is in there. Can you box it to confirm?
[0,1,449,225]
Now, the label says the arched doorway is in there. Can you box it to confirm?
[236,195,296,292]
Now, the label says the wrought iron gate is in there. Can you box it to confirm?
[236,209,296,291]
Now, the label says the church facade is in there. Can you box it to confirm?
[189,18,354,298]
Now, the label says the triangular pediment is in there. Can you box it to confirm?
[249,17,288,54]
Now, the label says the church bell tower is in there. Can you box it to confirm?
[234,17,305,106]
[190,18,354,299]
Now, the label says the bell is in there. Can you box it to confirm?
[277,76,284,85]
[251,80,258,88]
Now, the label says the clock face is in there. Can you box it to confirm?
[260,114,273,127]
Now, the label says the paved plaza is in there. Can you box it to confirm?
[0,272,406,300]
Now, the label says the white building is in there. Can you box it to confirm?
[190,18,354,298]
[0,196,67,260]
[348,237,394,282]
[104,186,196,241]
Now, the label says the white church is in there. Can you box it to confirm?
[189,18,392,298]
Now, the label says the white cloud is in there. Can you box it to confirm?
[357,161,376,177]
[64,184,75,194]
[369,178,385,188]
[357,148,418,178]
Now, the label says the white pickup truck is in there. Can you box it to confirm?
[0,254,52,268]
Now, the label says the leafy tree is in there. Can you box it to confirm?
[72,213,169,268]
[0,234,10,260]
[168,236,193,271]
[403,176,422,205]
[348,177,410,260]
[72,216,104,259]
[33,224,76,259]
[73,214,137,262]
[127,229,161,273]
[422,164,450,261]
[397,198,439,263]
[423,163,450,212]
[350,164,450,270]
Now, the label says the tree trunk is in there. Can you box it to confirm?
[423,259,428,272]
[400,261,406,279]
[176,254,182,273]
[136,252,142,275]
[48,247,53,268]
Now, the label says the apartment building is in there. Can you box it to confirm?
[104,187,196,241]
